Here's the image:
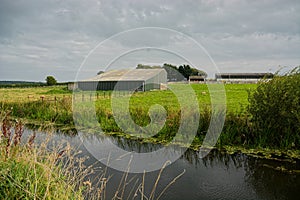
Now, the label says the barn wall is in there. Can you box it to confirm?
[144,70,167,91]
[113,81,144,91]
[77,81,97,91]
[97,81,116,90]
[78,81,144,91]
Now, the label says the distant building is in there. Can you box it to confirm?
[188,76,206,83]
[215,73,274,83]
[67,82,77,90]
[75,69,167,91]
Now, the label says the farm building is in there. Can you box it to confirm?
[189,76,206,83]
[76,69,167,91]
[215,73,274,83]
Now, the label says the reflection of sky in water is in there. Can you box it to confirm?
[22,128,300,200]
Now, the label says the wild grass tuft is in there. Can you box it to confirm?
[0,112,86,199]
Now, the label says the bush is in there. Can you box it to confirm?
[248,67,300,148]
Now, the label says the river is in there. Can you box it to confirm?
[23,128,300,200]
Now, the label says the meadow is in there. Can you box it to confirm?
[0,83,254,135]
[0,80,299,156]
[0,83,254,111]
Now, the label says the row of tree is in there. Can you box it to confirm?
[48,63,207,86]
[137,63,207,81]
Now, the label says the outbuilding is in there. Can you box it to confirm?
[76,69,167,91]
[215,73,274,83]
[188,75,206,83]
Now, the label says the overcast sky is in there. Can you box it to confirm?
[0,0,299,81]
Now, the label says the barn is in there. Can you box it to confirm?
[188,75,206,83]
[215,73,274,83]
[76,69,167,91]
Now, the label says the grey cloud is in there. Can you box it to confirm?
[0,0,299,81]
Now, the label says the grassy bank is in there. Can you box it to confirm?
[0,114,85,199]
[0,80,299,159]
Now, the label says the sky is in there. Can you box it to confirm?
[0,0,299,81]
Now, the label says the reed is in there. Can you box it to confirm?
[0,112,85,199]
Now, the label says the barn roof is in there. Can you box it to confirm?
[81,69,166,82]
[215,73,274,78]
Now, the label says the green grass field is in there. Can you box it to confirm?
[0,83,256,135]
[0,82,299,158]
[0,83,256,147]
[0,84,256,136]
[0,83,256,112]
[94,83,255,113]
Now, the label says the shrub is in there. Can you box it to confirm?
[248,67,300,148]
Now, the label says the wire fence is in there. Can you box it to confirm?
[0,90,136,103]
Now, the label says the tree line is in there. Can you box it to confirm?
[137,63,207,81]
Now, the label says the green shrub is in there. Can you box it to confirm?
[248,67,300,148]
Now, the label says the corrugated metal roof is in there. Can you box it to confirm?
[215,73,274,79]
[215,73,273,76]
[81,69,165,82]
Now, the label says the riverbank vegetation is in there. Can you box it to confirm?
[0,113,85,199]
[1,113,185,199]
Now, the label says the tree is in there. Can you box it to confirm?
[163,63,184,81]
[136,64,162,69]
[97,71,104,75]
[178,64,207,79]
[46,76,57,86]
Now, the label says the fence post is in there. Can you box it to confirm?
[82,94,84,101]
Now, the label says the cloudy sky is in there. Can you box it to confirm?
[0,0,299,81]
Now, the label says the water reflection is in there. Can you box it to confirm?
[183,148,245,169]
[90,132,300,199]
[244,156,300,200]
[22,127,300,200]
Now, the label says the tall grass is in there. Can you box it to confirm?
[1,97,73,126]
[248,67,300,149]
[0,112,85,199]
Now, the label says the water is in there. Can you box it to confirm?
[23,128,300,200]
